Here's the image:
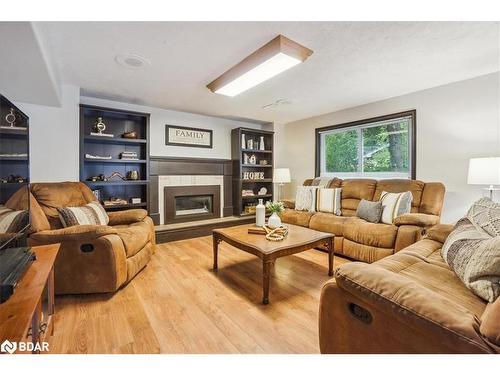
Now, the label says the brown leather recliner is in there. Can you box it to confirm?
[7,182,156,294]
[282,178,445,263]
[319,224,500,353]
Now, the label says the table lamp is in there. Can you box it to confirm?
[273,168,291,202]
[467,157,500,199]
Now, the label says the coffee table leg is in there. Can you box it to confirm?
[262,261,271,304]
[213,234,221,270]
[327,237,334,276]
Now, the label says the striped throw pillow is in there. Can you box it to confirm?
[58,201,109,227]
[315,188,342,216]
[0,205,29,233]
[380,191,413,224]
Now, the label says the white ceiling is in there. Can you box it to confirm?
[16,22,500,122]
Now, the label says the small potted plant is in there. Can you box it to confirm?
[266,201,285,229]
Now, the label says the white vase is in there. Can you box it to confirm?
[268,212,282,229]
[259,136,265,150]
[241,134,246,149]
[256,199,266,227]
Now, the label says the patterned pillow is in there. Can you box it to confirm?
[295,186,318,212]
[315,188,342,216]
[58,201,109,227]
[466,197,500,237]
[442,213,500,302]
[0,206,29,233]
[379,191,413,224]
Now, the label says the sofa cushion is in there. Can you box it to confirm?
[340,179,377,217]
[114,221,151,257]
[281,209,315,227]
[315,188,341,215]
[309,213,350,236]
[58,201,109,227]
[355,199,382,223]
[380,191,413,224]
[343,217,398,249]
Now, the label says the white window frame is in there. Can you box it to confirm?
[317,113,414,180]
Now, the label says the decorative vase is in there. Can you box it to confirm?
[241,134,246,149]
[268,212,282,229]
[259,136,265,151]
[256,199,266,227]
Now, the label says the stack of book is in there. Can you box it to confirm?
[119,151,139,160]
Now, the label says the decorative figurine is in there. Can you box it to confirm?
[94,117,106,134]
[249,154,257,165]
[5,108,16,128]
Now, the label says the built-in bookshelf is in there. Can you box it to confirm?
[0,94,29,205]
[231,127,274,216]
[79,104,150,212]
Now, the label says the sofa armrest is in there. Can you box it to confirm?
[331,262,495,353]
[281,199,295,209]
[426,224,454,244]
[107,209,148,225]
[393,213,440,227]
[29,225,117,243]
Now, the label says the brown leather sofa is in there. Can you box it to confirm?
[319,224,500,353]
[282,178,445,262]
[6,182,156,294]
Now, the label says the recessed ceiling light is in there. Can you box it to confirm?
[207,35,313,97]
[115,53,151,69]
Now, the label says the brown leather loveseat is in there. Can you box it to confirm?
[319,224,500,353]
[282,178,445,263]
[7,182,155,294]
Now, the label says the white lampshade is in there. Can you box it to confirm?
[468,157,500,185]
[273,168,291,184]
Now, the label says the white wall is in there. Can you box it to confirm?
[15,84,80,182]
[80,96,264,159]
[277,72,500,223]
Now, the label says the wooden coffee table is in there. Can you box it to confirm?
[212,224,334,304]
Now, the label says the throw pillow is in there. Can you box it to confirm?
[315,188,342,216]
[442,203,500,302]
[379,191,413,224]
[0,205,29,233]
[58,201,109,227]
[466,197,500,237]
[295,186,318,212]
[310,177,332,187]
[356,199,383,223]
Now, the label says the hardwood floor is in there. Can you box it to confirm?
[48,235,349,354]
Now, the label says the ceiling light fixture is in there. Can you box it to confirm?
[207,35,313,97]
[115,53,151,69]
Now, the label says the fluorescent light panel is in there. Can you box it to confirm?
[215,53,301,97]
[207,35,313,97]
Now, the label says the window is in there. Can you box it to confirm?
[315,111,416,179]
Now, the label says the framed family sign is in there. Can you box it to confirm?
[165,124,213,148]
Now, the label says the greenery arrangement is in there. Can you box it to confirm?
[266,201,285,214]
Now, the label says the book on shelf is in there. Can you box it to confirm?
[90,132,114,138]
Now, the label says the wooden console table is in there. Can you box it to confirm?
[0,244,60,354]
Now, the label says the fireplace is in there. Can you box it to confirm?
[164,185,221,224]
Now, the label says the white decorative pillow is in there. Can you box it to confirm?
[295,186,318,212]
[58,201,109,227]
[315,188,342,216]
[0,205,29,233]
[380,191,413,224]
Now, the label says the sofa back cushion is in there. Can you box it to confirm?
[30,182,98,229]
[340,179,377,217]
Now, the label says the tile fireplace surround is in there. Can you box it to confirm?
[158,175,224,225]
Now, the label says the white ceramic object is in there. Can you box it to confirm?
[256,199,266,227]
[267,212,282,229]
[259,136,265,150]
[241,133,246,149]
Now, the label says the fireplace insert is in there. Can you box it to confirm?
[164,185,221,224]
